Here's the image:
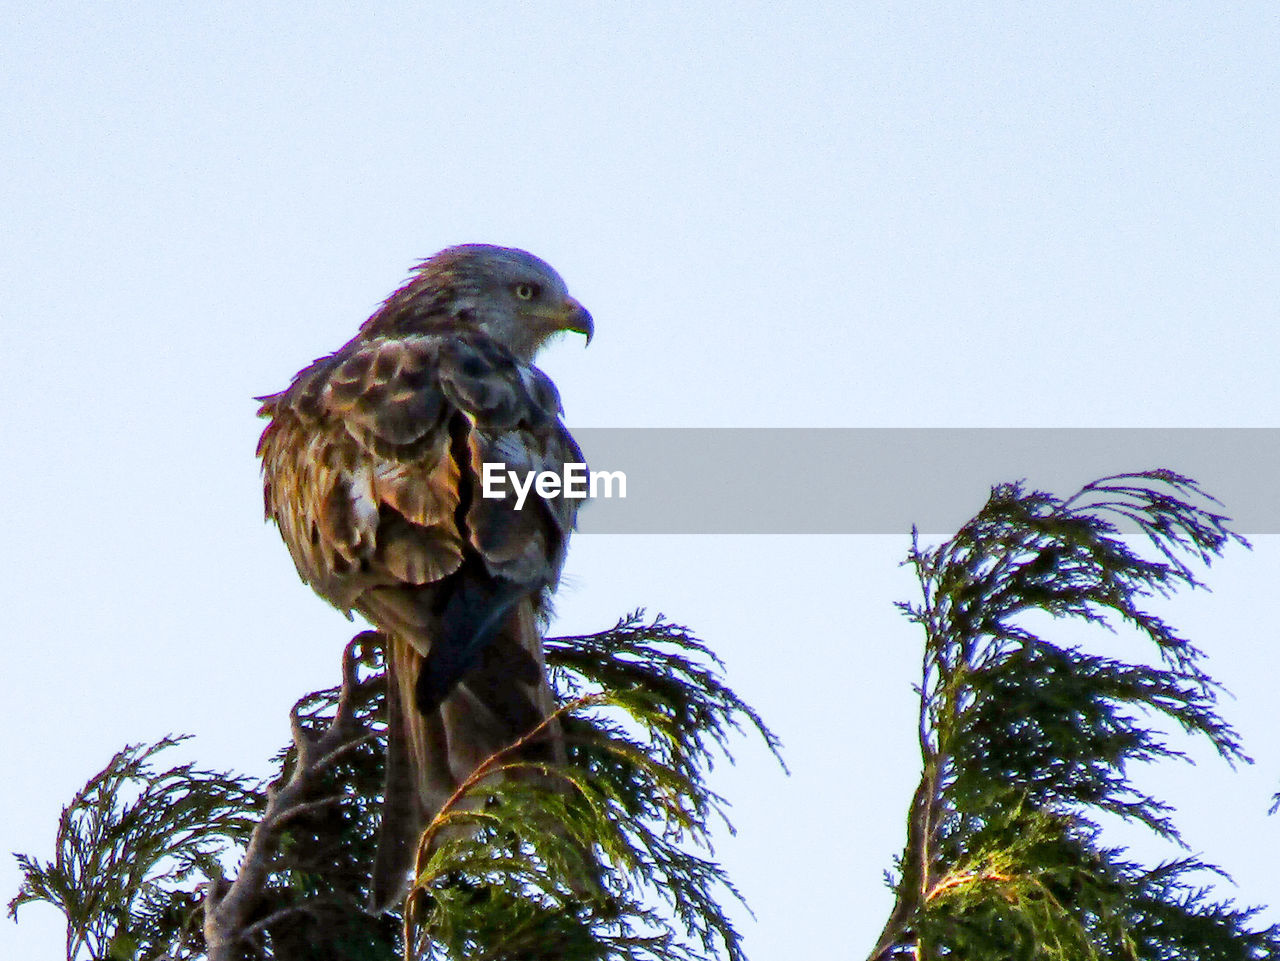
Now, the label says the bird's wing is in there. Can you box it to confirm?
[257,332,581,610]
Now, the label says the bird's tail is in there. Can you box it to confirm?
[370,597,564,911]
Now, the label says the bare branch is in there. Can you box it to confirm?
[202,632,381,959]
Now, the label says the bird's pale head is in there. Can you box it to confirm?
[364,244,593,361]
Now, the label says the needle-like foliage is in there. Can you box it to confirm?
[16,469,1276,960]
[7,736,261,960]
[12,616,780,961]
[404,613,784,961]
[869,470,1279,960]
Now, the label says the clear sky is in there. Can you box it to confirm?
[3,4,1277,958]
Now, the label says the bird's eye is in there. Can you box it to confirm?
[513,283,539,300]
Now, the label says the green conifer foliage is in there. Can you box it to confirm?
[12,471,1277,961]
[869,471,1279,960]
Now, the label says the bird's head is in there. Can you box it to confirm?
[366,244,593,361]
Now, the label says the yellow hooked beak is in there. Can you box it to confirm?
[554,296,594,346]
[523,294,594,347]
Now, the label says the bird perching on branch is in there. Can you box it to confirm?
[255,245,593,909]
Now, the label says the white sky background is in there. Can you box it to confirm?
[3,4,1278,958]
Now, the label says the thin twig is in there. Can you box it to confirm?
[925,871,1012,901]
[265,793,350,828]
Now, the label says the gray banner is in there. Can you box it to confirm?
[559,429,1280,534]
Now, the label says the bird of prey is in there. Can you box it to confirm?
[256,244,592,908]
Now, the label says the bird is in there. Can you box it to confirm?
[255,244,593,909]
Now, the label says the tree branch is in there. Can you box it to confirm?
[202,632,379,959]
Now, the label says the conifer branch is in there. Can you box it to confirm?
[7,736,260,960]
[870,470,1278,961]
[203,632,379,959]
[12,615,777,960]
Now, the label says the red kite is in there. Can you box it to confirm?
[256,245,591,906]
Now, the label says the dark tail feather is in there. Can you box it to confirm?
[415,561,526,714]
[371,637,449,912]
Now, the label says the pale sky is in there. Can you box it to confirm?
[3,4,1278,958]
